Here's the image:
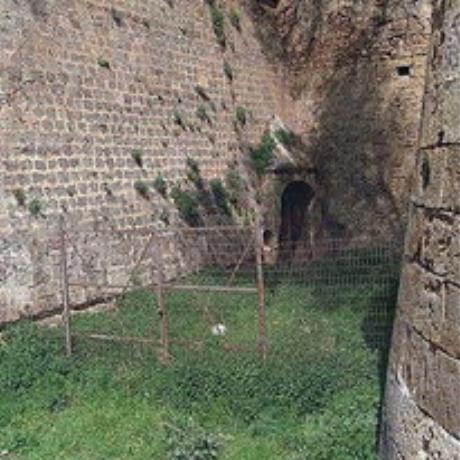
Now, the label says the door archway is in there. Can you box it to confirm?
[279,181,315,249]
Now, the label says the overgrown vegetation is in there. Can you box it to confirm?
[28,198,43,217]
[235,107,247,126]
[0,254,397,458]
[171,186,202,227]
[274,128,294,147]
[249,132,275,176]
[134,180,149,198]
[209,178,231,216]
[209,5,226,48]
[185,157,205,190]
[131,149,143,168]
[196,105,211,123]
[225,168,245,209]
[153,173,168,198]
[229,9,242,31]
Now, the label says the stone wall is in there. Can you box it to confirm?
[0,0,281,322]
[380,0,460,457]
[0,0,438,323]
[250,0,433,242]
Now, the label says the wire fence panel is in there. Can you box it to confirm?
[57,219,402,371]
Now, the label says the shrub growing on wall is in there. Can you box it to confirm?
[153,173,168,198]
[249,133,275,177]
[210,5,226,48]
[210,179,232,216]
[171,186,202,227]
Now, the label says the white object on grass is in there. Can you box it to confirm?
[211,324,227,336]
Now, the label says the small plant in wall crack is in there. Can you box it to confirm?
[153,173,168,198]
[223,61,233,81]
[134,180,150,198]
[235,106,247,126]
[249,132,275,177]
[274,128,294,147]
[210,178,231,216]
[196,105,211,123]
[229,9,242,31]
[28,199,44,218]
[97,58,111,69]
[209,4,226,48]
[186,157,205,190]
[172,109,186,129]
[171,186,202,227]
[12,188,26,207]
[131,149,144,168]
[225,168,245,209]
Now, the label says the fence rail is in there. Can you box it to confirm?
[56,216,402,364]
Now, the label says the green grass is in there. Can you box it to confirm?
[0,257,398,459]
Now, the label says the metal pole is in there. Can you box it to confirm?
[153,232,170,364]
[254,213,267,361]
[60,215,72,357]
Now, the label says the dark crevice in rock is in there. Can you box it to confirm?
[412,201,460,217]
[410,321,460,361]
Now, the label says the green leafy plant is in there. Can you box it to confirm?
[172,109,185,128]
[165,418,223,460]
[274,128,294,147]
[196,105,210,123]
[131,149,143,168]
[134,180,149,198]
[28,199,43,217]
[185,157,204,190]
[249,133,275,177]
[97,58,110,69]
[12,188,26,206]
[171,186,202,227]
[223,61,233,81]
[229,9,241,31]
[210,5,226,48]
[235,106,247,126]
[153,173,168,197]
[225,169,244,208]
[210,178,231,216]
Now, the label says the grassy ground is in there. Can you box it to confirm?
[0,260,397,459]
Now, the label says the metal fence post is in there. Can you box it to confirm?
[60,215,72,357]
[254,214,267,362]
[153,231,170,364]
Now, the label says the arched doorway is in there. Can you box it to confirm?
[279,181,315,252]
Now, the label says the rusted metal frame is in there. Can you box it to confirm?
[152,233,170,364]
[254,213,268,362]
[60,216,72,357]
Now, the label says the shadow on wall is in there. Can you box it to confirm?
[250,0,417,243]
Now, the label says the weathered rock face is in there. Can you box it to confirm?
[380,0,460,457]
[250,0,433,242]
